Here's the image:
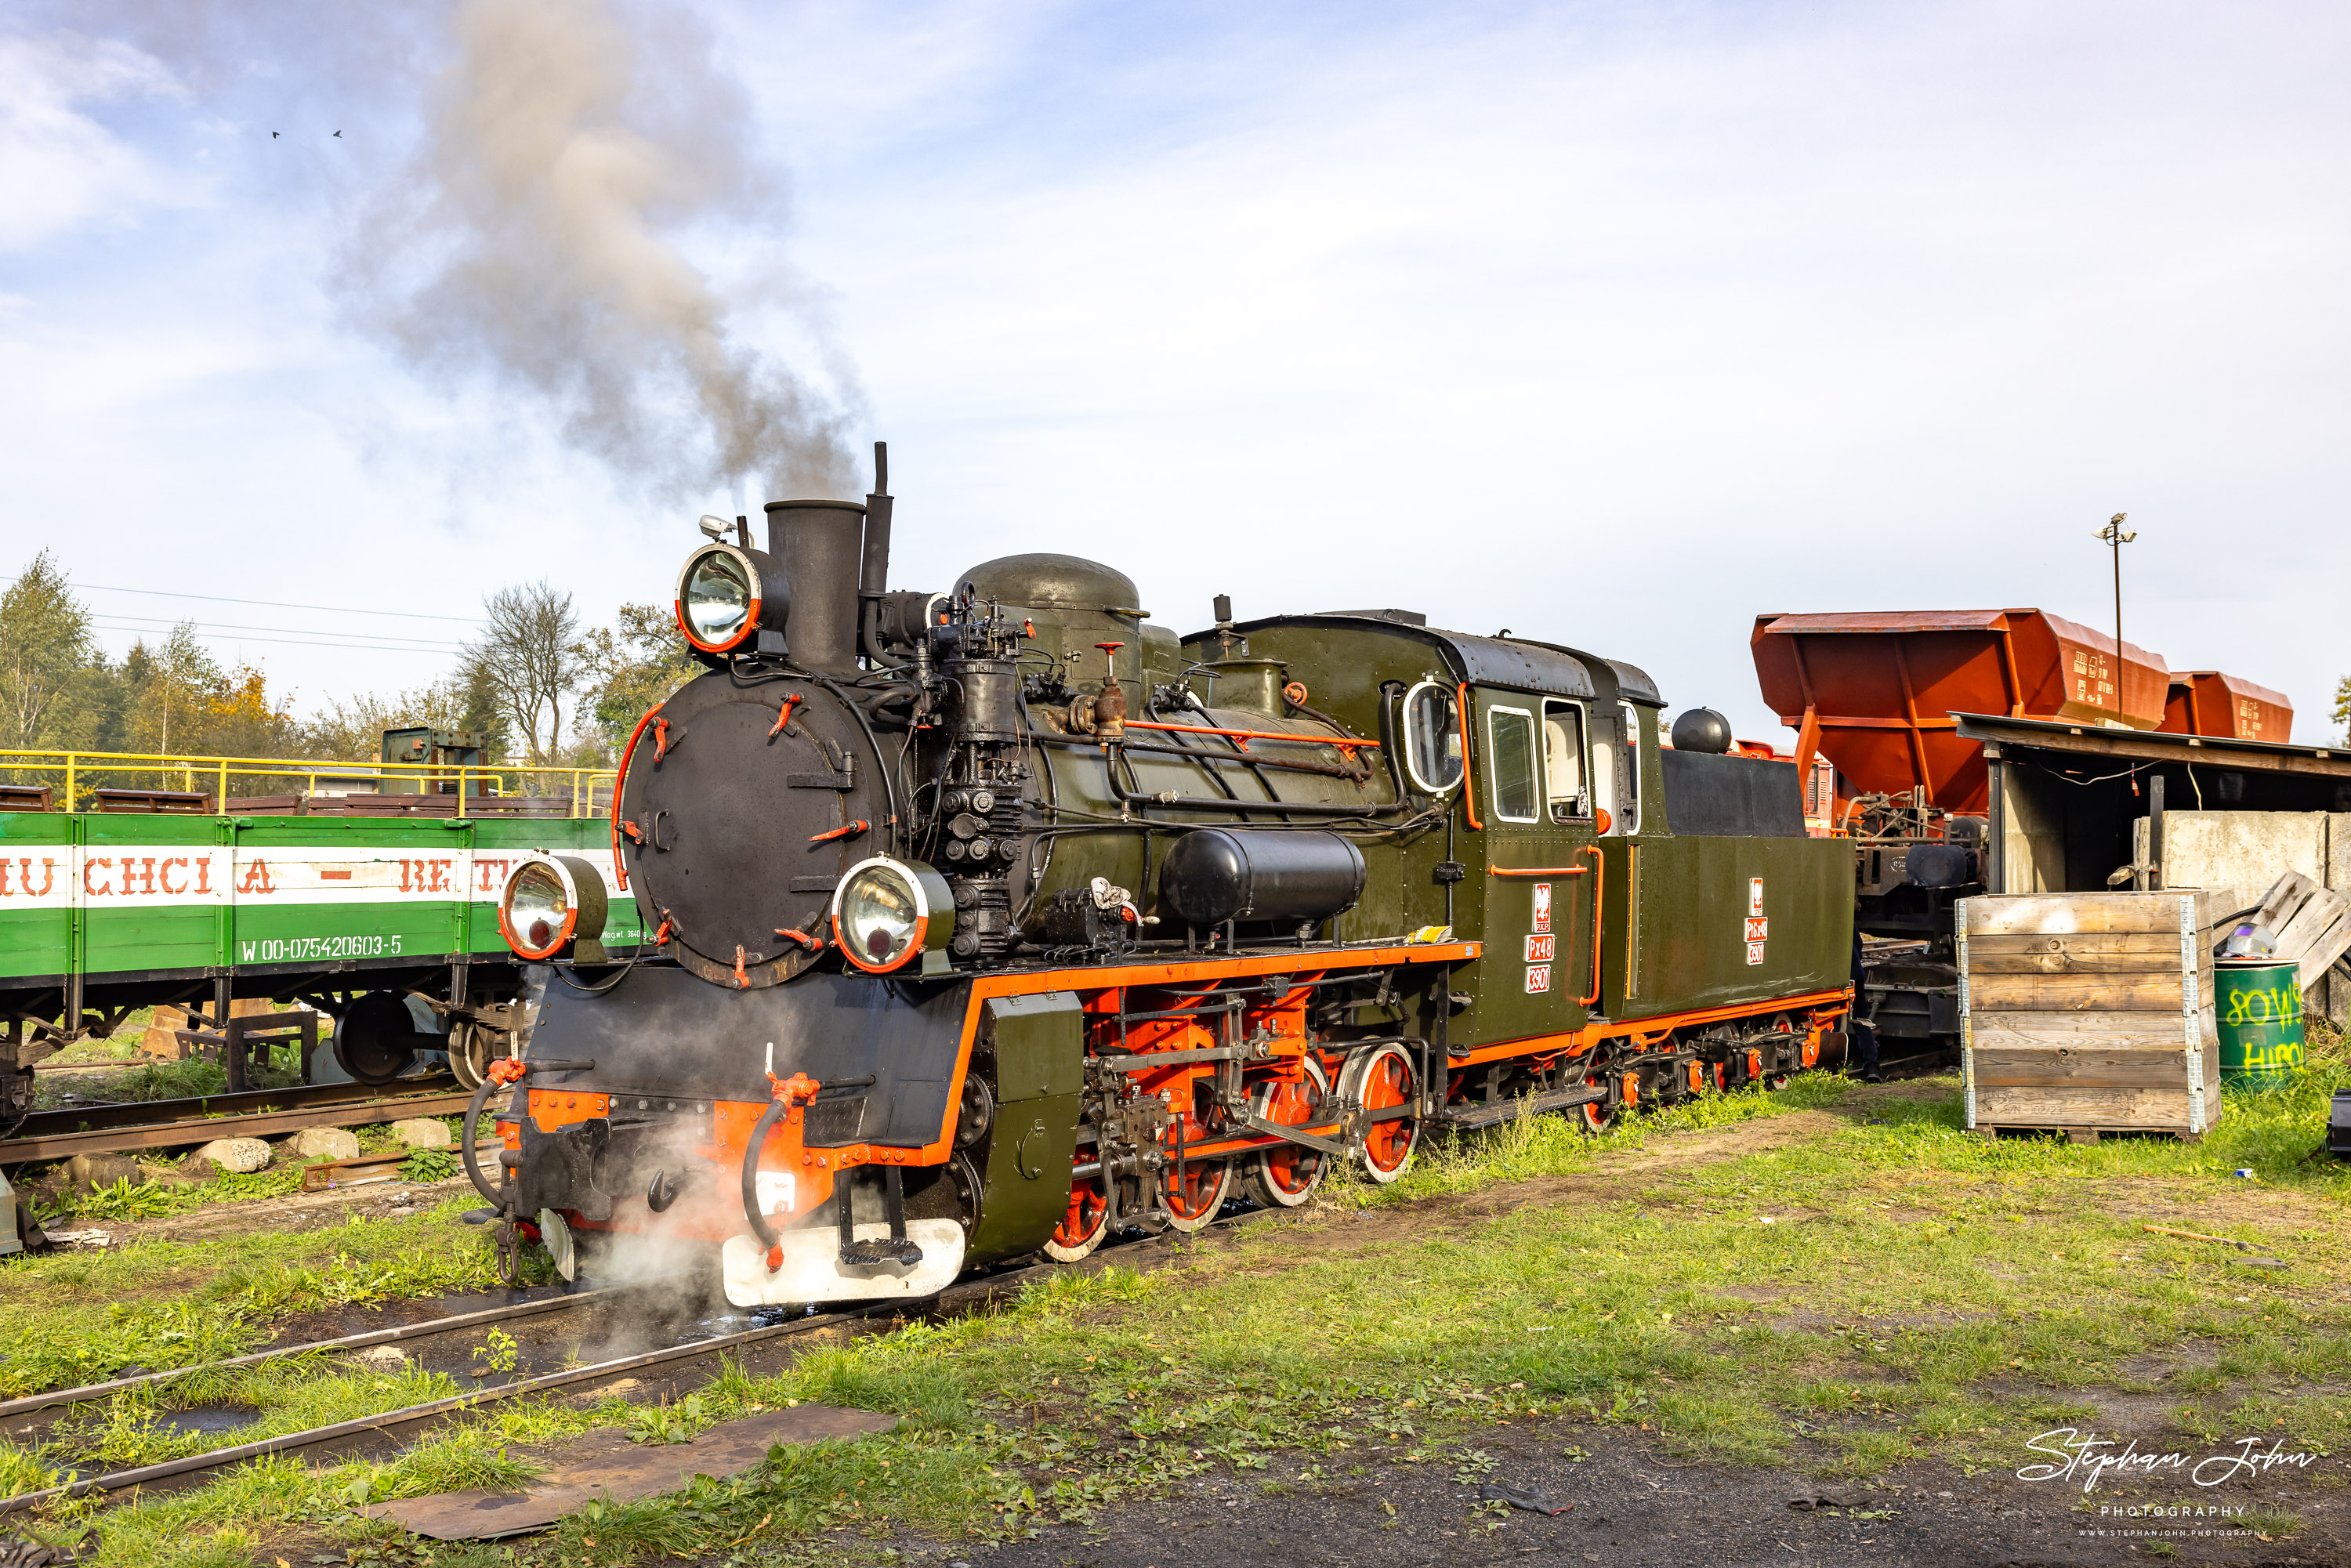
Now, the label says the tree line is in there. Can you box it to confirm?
[0,552,697,789]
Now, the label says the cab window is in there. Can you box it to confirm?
[1487,706,1539,823]
[1401,682,1463,792]
[1616,701,1643,835]
[1542,701,1588,822]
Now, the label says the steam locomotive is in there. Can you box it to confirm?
[465,447,1857,1302]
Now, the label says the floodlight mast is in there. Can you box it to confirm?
[2093,511,2136,703]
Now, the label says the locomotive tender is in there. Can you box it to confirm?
[473,448,1857,1302]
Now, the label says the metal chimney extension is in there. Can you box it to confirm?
[858,441,893,663]
[763,499,866,675]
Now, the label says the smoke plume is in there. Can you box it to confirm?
[346,0,860,500]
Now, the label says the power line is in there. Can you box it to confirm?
[90,622,463,656]
[79,583,487,625]
[92,613,466,650]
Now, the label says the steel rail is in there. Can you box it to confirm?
[0,1186,1306,1515]
[0,1300,878,1514]
[10,1076,460,1139]
[2,1089,478,1164]
[0,1287,623,1421]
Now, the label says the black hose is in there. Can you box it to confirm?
[740,1097,789,1255]
[461,1070,505,1207]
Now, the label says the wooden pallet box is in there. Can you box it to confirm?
[1958,890,2221,1139]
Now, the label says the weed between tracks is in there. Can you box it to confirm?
[16,1037,2351,1565]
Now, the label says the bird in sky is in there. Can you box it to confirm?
[271,131,279,137]
[333,130,342,138]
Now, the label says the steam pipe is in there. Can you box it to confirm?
[741,1098,790,1256]
[859,440,893,663]
[461,1071,506,1206]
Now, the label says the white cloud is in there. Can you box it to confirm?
[0,30,189,252]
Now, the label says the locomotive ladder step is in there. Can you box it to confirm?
[839,1236,926,1266]
[836,1162,923,1266]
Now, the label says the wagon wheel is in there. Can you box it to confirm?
[1044,1150,1111,1262]
[1161,1155,1231,1233]
[446,1021,491,1092]
[1578,1069,1618,1133]
[1243,1055,1332,1208]
[1342,1042,1420,1184]
[1160,1081,1232,1233]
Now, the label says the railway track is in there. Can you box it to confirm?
[2,1077,473,1164]
[0,1198,1264,1517]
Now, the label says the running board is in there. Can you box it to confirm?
[1432,1086,1604,1132]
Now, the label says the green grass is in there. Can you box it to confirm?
[0,1197,517,1398]
[16,1032,2351,1563]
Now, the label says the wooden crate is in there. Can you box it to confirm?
[1958,890,2220,1142]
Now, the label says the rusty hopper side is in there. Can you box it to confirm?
[1749,609,2168,817]
[2159,671,2294,744]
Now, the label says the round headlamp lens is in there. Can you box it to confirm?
[682,548,754,648]
[838,863,921,970]
[506,862,571,956]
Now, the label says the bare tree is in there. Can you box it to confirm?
[461,581,584,765]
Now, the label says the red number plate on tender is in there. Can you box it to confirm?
[1524,964,1552,994]
[1525,933,1556,962]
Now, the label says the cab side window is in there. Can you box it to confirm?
[1542,701,1588,822]
[1487,706,1539,823]
[1401,682,1464,792]
[1616,701,1643,835]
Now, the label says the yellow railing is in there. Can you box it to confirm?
[0,748,618,818]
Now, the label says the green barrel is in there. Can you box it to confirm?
[2215,961,2304,1090]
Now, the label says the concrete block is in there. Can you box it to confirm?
[2164,811,2327,907]
[63,1153,145,1193]
[189,1137,273,1175]
[388,1117,453,1150]
[290,1127,361,1161]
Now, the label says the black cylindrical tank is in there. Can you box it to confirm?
[1159,829,1367,929]
[947,657,1020,741]
[764,499,865,673]
[1671,708,1733,753]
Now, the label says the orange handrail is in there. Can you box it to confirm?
[1456,683,1481,831]
[1581,843,1604,1006]
[1488,865,1590,878]
[610,701,663,891]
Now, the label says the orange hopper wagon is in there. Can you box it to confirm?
[1748,610,2169,818]
[2159,671,2293,744]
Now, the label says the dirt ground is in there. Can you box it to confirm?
[965,1427,2341,1568]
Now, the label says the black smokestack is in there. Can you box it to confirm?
[766,500,864,674]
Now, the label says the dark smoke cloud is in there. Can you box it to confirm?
[337,0,863,501]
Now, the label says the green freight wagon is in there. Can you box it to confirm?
[0,808,639,1115]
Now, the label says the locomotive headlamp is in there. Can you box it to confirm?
[499,854,611,963]
[831,856,955,975]
[674,541,788,656]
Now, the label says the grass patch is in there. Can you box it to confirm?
[0,1197,513,1398]
[20,1034,2351,1560]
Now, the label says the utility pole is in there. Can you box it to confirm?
[2092,512,2136,711]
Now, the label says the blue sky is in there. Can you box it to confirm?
[3,1,2347,741]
